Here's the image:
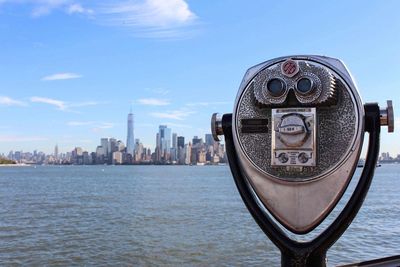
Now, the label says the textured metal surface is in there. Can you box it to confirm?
[237,78,356,179]
[231,55,365,233]
[271,108,317,167]
[254,60,336,106]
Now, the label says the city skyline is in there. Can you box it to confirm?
[0,108,222,155]
[4,110,227,166]
[1,1,400,155]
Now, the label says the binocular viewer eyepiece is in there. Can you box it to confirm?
[211,55,394,266]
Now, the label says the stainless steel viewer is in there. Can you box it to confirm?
[212,55,395,234]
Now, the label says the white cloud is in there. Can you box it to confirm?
[0,96,27,106]
[92,122,115,132]
[31,96,102,112]
[137,98,170,106]
[67,121,115,132]
[30,0,69,17]
[150,108,195,120]
[30,96,66,110]
[41,72,82,81]
[0,135,47,142]
[0,0,94,17]
[67,121,95,126]
[66,3,93,15]
[99,0,197,38]
[96,122,114,129]
[69,101,103,107]
[0,1,198,38]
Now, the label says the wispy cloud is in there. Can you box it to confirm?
[67,121,115,132]
[0,96,27,107]
[0,135,47,142]
[150,108,195,120]
[69,101,104,108]
[92,122,115,132]
[66,3,94,15]
[30,96,66,110]
[98,0,198,38]
[137,98,170,106]
[95,122,114,129]
[0,0,94,17]
[0,1,198,38]
[30,97,101,112]
[31,0,69,17]
[41,72,82,81]
[67,121,95,126]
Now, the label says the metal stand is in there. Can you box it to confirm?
[222,103,381,267]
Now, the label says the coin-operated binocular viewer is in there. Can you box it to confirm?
[211,55,394,267]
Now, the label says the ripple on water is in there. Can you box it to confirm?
[0,165,399,266]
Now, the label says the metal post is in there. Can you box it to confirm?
[222,102,381,267]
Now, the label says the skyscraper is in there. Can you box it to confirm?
[54,144,58,160]
[101,138,109,156]
[192,136,202,146]
[205,134,214,147]
[157,125,171,161]
[126,110,135,156]
[177,136,185,149]
[172,133,177,150]
[171,133,178,161]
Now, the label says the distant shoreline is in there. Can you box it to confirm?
[0,163,228,167]
[0,163,30,167]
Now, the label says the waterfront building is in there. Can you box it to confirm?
[172,133,177,149]
[170,148,177,162]
[101,138,108,156]
[155,133,161,162]
[171,133,177,161]
[117,140,125,152]
[82,151,91,165]
[192,136,202,146]
[109,138,118,160]
[177,136,185,149]
[54,144,58,160]
[178,147,186,164]
[134,139,144,162]
[126,111,135,156]
[205,134,214,147]
[198,150,206,164]
[157,125,171,162]
[185,143,192,165]
[96,146,104,156]
[112,151,123,164]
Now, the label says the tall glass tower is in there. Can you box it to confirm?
[126,110,135,156]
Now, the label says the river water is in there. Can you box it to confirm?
[0,165,399,266]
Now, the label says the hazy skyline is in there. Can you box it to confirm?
[1,0,399,155]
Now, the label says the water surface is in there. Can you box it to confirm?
[0,165,399,266]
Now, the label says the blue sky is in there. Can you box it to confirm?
[0,0,399,155]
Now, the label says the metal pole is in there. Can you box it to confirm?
[222,103,381,267]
